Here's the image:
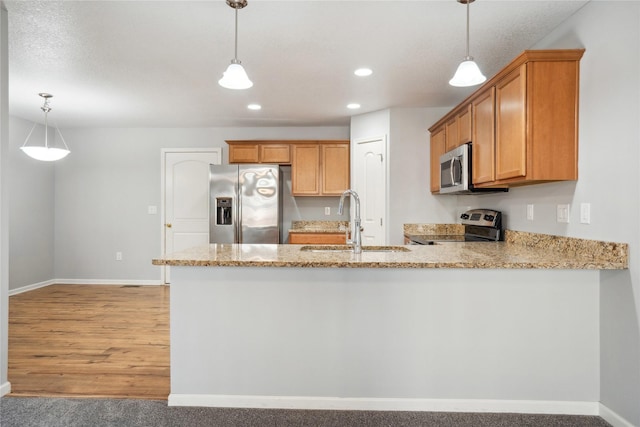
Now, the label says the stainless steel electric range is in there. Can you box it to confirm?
[407,208,503,245]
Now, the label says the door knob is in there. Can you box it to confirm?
[166,223,172,228]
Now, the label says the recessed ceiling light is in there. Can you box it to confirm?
[354,68,373,77]
[347,103,361,110]
[247,104,262,110]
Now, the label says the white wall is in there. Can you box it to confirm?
[351,107,458,244]
[0,3,9,396]
[51,126,348,282]
[451,2,640,424]
[389,107,456,243]
[8,117,55,290]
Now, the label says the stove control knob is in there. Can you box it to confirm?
[460,213,470,220]
[484,214,494,222]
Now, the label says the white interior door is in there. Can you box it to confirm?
[162,148,221,283]
[353,136,387,245]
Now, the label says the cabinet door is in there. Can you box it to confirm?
[472,88,496,184]
[289,232,346,244]
[260,144,291,164]
[495,65,527,181]
[430,126,446,193]
[458,104,472,145]
[322,144,350,195]
[445,118,458,151]
[229,144,259,163]
[292,144,320,195]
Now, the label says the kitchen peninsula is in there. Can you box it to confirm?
[153,232,627,413]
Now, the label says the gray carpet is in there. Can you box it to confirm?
[0,397,612,427]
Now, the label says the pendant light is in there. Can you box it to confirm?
[449,0,486,87]
[20,93,70,162]
[218,0,253,90]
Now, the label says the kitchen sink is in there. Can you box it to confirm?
[300,245,411,253]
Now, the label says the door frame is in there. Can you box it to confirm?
[160,148,222,284]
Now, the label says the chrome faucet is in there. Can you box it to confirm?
[338,189,362,254]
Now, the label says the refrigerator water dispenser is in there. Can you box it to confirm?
[216,198,233,225]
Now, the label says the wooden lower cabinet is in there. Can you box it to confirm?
[288,232,346,245]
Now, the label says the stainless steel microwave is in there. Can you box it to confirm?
[439,143,508,195]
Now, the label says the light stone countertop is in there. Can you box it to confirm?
[288,220,349,234]
[152,229,628,270]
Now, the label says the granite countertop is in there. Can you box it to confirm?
[288,220,349,234]
[152,228,628,270]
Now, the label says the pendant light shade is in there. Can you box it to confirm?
[449,0,486,87]
[20,93,70,162]
[219,60,253,90]
[449,57,486,87]
[218,1,253,90]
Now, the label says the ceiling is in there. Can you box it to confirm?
[5,0,589,128]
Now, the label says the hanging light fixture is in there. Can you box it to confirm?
[20,93,70,162]
[449,0,486,87]
[218,0,253,90]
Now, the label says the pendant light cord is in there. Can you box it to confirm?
[465,0,470,59]
[234,8,239,62]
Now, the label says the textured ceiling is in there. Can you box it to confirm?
[6,0,589,128]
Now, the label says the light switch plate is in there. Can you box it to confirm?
[557,204,570,223]
[526,204,534,221]
[580,203,591,224]
[324,207,330,215]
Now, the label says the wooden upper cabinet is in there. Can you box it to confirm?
[321,144,350,195]
[430,49,584,189]
[471,87,496,185]
[292,144,321,195]
[444,104,472,151]
[260,144,290,164]
[430,126,446,193]
[292,141,350,196]
[227,141,291,164]
[445,117,459,152]
[228,143,259,163]
[458,105,472,145]
[495,65,527,181]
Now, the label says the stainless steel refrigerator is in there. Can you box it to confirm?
[209,164,280,244]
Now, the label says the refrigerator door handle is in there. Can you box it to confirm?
[236,180,242,243]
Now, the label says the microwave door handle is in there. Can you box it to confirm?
[450,158,457,185]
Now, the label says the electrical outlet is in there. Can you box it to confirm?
[116,252,123,261]
[557,204,570,223]
[526,204,534,221]
[148,205,158,215]
[324,207,330,215]
[580,203,591,224]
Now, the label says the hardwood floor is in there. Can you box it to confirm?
[8,284,170,400]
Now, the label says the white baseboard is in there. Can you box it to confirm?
[599,403,635,427]
[0,381,11,397]
[8,279,55,296]
[168,394,600,415]
[54,279,164,286]
[8,279,165,295]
